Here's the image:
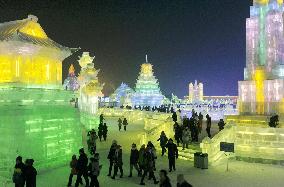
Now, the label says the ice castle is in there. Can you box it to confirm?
[0,15,82,177]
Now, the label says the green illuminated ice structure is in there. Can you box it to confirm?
[0,16,82,177]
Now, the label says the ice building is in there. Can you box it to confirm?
[203,1,284,166]
[239,0,284,115]
[78,52,104,115]
[188,80,203,103]
[0,15,82,177]
[131,56,164,107]
[110,82,134,106]
[63,64,80,91]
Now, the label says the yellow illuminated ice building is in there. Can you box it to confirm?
[0,15,77,88]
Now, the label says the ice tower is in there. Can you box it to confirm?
[0,15,82,177]
[78,52,104,114]
[188,80,203,103]
[131,55,164,107]
[239,0,284,114]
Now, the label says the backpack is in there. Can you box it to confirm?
[12,171,23,184]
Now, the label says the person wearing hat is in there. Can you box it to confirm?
[25,159,37,187]
[75,148,89,187]
[107,140,117,176]
[88,153,102,187]
[128,143,140,177]
[166,138,178,172]
[13,156,25,187]
[111,145,123,179]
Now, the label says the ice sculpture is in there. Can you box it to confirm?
[188,80,203,103]
[131,56,164,107]
[78,52,104,114]
[63,64,80,91]
[239,0,284,115]
[0,15,82,177]
[0,15,77,89]
[110,82,134,106]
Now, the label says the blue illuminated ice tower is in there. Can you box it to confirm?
[131,55,164,107]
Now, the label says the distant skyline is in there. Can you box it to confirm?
[0,0,252,97]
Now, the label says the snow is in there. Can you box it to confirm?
[2,117,284,187]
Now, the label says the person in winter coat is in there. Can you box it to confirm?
[177,174,193,187]
[147,141,157,171]
[88,153,102,187]
[159,169,172,187]
[97,123,103,142]
[198,112,203,134]
[75,148,89,187]
[123,118,128,131]
[140,146,159,185]
[107,140,117,176]
[111,145,123,179]
[67,155,82,187]
[102,123,108,141]
[118,118,122,131]
[88,130,98,155]
[138,144,146,175]
[99,114,104,124]
[166,139,178,172]
[182,127,190,150]
[218,119,226,131]
[174,124,182,147]
[157,131,168,156]
[13,156,25,187]
[172,112,177,122]
[206,114,212,138]
[128,143,140,177]
[25,159,37,187]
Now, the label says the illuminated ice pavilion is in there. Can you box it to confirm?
[0,15,82,177]
[110,82,134,106]
[131,56,164,107]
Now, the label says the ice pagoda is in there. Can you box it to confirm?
[78,52,104,115]
[110,82,134,106]
[131,55,164,107]
[0,15,82,177]
[63,64,80,91]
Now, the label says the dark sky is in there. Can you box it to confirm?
[0,0,252,97]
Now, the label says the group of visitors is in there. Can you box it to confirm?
[117,117,128,131]
[67,148,102,187]
[13,156,37,187]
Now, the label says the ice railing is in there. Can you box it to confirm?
[200,123,236,165]
[201,121,284,164]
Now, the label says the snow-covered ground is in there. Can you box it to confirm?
[2,117,284,187]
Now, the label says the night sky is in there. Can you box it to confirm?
[0,0,252,97]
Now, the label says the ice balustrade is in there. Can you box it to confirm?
[201,122,284,165]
